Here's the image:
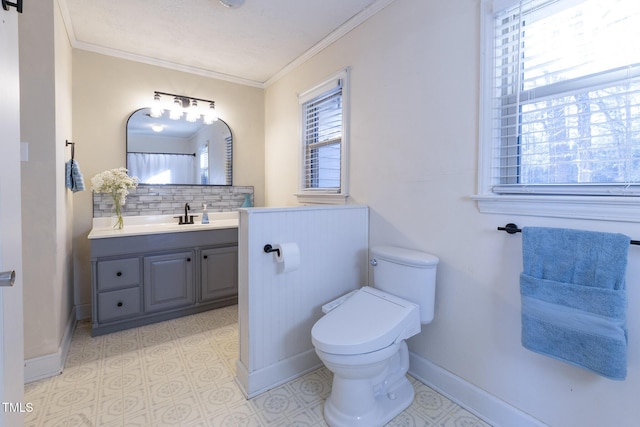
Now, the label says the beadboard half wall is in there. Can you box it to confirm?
[236,205,369,397]
[92,185,254,217]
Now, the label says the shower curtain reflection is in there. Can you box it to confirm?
[127,152,196,184]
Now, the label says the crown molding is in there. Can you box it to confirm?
[264,0,397,87]
[57,0,264,87]
[57,0,397,89]
[74,40,265,88]
[57,0,75,44]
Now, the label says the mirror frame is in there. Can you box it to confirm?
[126,107,233,186]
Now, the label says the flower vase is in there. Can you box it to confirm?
[241,193,253,208]
[112,195,124,230]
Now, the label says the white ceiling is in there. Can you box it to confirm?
[59,0,394,87]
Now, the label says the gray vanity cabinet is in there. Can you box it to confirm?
[200,246,238,302]
[90,227,237,336]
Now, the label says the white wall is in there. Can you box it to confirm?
[72,51,265,317]
[19,0,74,365]
[264,0,640,426]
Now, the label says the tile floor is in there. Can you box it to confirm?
[24,305,491,426]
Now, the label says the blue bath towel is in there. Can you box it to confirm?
[65,159,85,192]
[520,227,629,380]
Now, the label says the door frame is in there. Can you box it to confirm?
[0,4,26,426]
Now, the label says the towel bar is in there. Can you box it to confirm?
[65,140,75,160]
[498,223,640,246]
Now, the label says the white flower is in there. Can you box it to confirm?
[91,167,139,205]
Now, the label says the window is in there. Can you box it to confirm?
[296,69,349,203]
[477,0,640,220]
[199,143,209,184]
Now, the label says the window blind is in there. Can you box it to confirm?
[301,80,343,191]
[491,0,640,195]
[225,136,232,184]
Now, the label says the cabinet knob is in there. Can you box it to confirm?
[117,302,123,307]
[187,257,191,262]
[203,255,208,259]
[116,272,122,277]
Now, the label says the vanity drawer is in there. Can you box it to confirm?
[98,287,142,322]
[97,258,140,291]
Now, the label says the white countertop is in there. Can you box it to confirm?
[88,212,239,239]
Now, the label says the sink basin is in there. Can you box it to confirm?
[88,212,239,239]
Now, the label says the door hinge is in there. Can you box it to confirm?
[2,0,23,13]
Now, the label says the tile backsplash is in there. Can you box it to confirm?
[93,185,254,217]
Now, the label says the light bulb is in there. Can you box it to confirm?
[169,97,183,120]
[150,93,163,118]
[203,102,219,124]
[186,99,200,123]
[151,124,164,133]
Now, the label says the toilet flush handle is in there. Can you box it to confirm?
[370,258,377,267]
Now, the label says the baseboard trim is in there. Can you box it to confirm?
[408,352,547,427]
[235,349,322,399]
[24,309,77,383]
[75,303,91,321]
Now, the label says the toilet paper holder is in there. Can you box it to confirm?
[263,244,280,256]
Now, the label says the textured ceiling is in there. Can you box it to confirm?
[59,0,391,86]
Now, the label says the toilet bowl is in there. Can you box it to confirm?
[311,246,439,427]
[311,287,421,427]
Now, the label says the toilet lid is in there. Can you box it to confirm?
[311,287,420,355]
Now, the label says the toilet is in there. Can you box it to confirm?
[311,246,439,427]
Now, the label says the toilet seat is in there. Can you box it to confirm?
[311,287,421,355]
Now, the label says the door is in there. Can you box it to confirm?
[0,5,25,427]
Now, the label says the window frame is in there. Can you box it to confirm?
[474,0,640,222]
[295,68,350,204]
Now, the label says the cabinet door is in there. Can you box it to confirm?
[144,251,195,313]
[200,246,238,302]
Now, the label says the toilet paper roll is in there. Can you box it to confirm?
[275,243,300,273]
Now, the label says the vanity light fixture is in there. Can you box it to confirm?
[152,91,219,124]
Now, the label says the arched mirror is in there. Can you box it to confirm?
[126,108,232,185]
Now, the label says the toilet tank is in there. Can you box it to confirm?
[370,246,439,324]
